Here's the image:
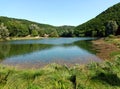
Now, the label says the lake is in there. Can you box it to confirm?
[0,38,101,68]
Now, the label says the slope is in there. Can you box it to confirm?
[75,2,120,37]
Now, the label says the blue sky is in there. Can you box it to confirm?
[0,0,120,26]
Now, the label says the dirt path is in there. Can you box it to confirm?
[92,38,120,60]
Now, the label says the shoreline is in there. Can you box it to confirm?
[0,37,119,69]
[0,36,45,41]
[92,38,120,60]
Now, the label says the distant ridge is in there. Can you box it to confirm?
[0,16,75,37]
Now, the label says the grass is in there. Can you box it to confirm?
[0,57,120,89]
[105,36,120,48]
[110,51,120,57]
[105,36,120,58]
[0,37,120,89]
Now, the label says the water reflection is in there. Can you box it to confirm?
[0,38,101,66]
[0,44,53,59]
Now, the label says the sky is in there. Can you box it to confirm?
[0,0,120,26]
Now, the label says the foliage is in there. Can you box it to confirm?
[56,26,75,37]
[31,30,39,37]
[75,2,120,37]
[0,3,120,38]
[0,56,120,89]
[110,51,120,57]
[29,24,39,36]
[49,30,59,37]
[0,17,75,38]
[0,23,9,39]
[106,21,118,36]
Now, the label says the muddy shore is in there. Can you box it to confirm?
[92,38,120,60]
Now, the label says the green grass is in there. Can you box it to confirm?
[105,36,120,47]
[0,57,120,89]
[105,37,120,58]
[110,51,120,57]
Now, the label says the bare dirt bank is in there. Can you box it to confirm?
[92,38,120,60]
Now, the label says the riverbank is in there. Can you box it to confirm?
[92,37,120,60]
[0,36,44,41]
[0,57,120,89]
[0,37,120,89]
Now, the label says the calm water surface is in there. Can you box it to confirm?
[0,38,101,67]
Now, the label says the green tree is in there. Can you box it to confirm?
[31,30,38,37]
[74,3,120,37]
[49,30,58,37]
[29,24,39,37]
[0,23,9,39]
[106,21,118,36]
[92,30,97,37]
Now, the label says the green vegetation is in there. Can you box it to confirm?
[104,36,120,58]
[0,23,9,40]
[1,3,120,40]
[56,26,75,37]
[0,56,120,89]
[74,2,120,37]
[0,16,75,40]
[1,3,120,39]
[110,51,120,58]
[105,36,120,48]
[0,2,120,88]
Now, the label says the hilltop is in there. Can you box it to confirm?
[74,3,120,37]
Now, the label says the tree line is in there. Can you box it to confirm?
[0,16,75,39]
[1,3,120,39]
[74,3,120,37]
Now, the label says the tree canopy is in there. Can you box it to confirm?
[0,23,9,39]
[1,2,120,38]
[74,2,120,37]
[0,16,75,38]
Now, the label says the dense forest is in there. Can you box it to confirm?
[74,2,120,37]
[0,16,75,39]
[0,2,120,39]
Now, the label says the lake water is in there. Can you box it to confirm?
[0,38,101,67]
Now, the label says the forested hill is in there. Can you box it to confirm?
[0,16,75,38]
[1,2,120,39]
[74,2,120,37]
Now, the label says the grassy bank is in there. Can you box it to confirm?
[0,56,120,89]
[0,37,120,89]
[105,36,120,58]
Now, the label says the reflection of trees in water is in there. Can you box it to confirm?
[62,40,97,54]
[0,44,11,59]
[0,44,53,59]
[73,40,97,54]
[0,39,97,60]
